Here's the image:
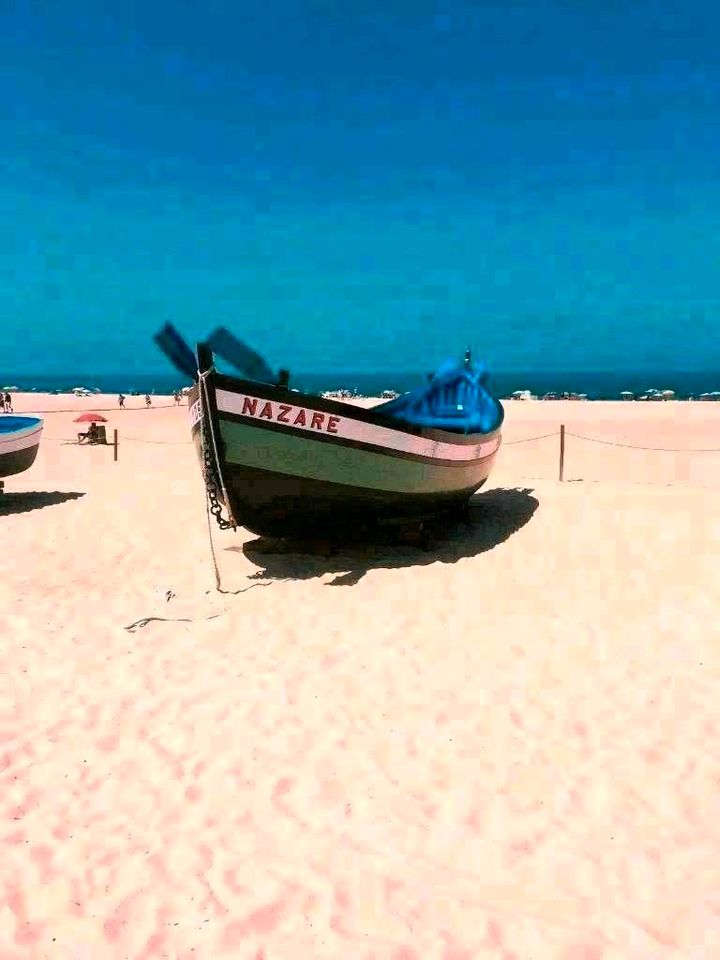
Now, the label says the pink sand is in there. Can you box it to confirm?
[1,394,718,958]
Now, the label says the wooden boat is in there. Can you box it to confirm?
[183,339,504,539]
[190,350,502,537]
[0,416,44,488]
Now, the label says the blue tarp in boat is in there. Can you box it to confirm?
[375,357,504,435]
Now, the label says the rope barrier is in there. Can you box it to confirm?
[38,430,720,454]
[565,432,720,454]
[5,403,179,415]
[503,431,560,445]
[119,437,193,445]
[42,436,191,445]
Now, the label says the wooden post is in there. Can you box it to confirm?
[559,424,565,481]
[113,429,118,462]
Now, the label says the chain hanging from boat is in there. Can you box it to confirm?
[198,374,235,532]
[200,424,234,530]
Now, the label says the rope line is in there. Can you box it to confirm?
[566,432,720,453]
[124,612,224,632]
[42,436,192,445]
[4,404,179,415]
[30,429,720,454]
[503,431,560,445]
[119,437,192,445]
[204,494,224,593]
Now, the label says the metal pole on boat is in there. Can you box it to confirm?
[113,429,118,462]
[559,424,565,481]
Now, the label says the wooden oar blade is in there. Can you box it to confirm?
[207,327,276,383]
[153,322,198,381]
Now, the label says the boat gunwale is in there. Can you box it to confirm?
[209,370,504,447]
[0,416,44,437]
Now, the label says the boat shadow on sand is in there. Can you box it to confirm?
[239,486,538,587]
[0,491,85,516]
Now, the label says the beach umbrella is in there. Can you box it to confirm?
[74,412,108,423]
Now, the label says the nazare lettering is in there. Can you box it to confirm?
[189,400,202,428]
[238,395,343,435]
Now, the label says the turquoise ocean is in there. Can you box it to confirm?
[5,369,719,400]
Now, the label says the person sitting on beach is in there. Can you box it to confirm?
[4,392,12,412]
[0,395,5,413]
[118,393,125,408]
[78,422,98,443]
[145,394,151,407]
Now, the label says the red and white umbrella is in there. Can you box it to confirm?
[73,412,108,423]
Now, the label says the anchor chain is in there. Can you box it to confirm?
[199,406,235,531]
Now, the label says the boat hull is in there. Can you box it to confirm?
[189,375,502,538]
[0,417,44,480]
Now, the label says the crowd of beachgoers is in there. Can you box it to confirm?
[4,382,719,405]
[508,387,720,401]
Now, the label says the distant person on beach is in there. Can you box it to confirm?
[0,395,5,413]
[4,392,12,412]
[145,394,151,408]
[118,393,125,408]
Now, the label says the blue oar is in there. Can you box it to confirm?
[153,322,198,381]
[206,327,277,384]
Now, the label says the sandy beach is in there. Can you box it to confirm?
[1,393,719,959]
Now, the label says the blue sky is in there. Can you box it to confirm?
[1,0,719,374]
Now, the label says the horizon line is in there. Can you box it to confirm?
[3,365,719,376]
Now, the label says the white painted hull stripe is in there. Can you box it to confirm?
[213,389,501,462]
[0,426,43,455]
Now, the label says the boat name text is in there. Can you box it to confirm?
[238,395,341,434]
[189,400,202,428]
